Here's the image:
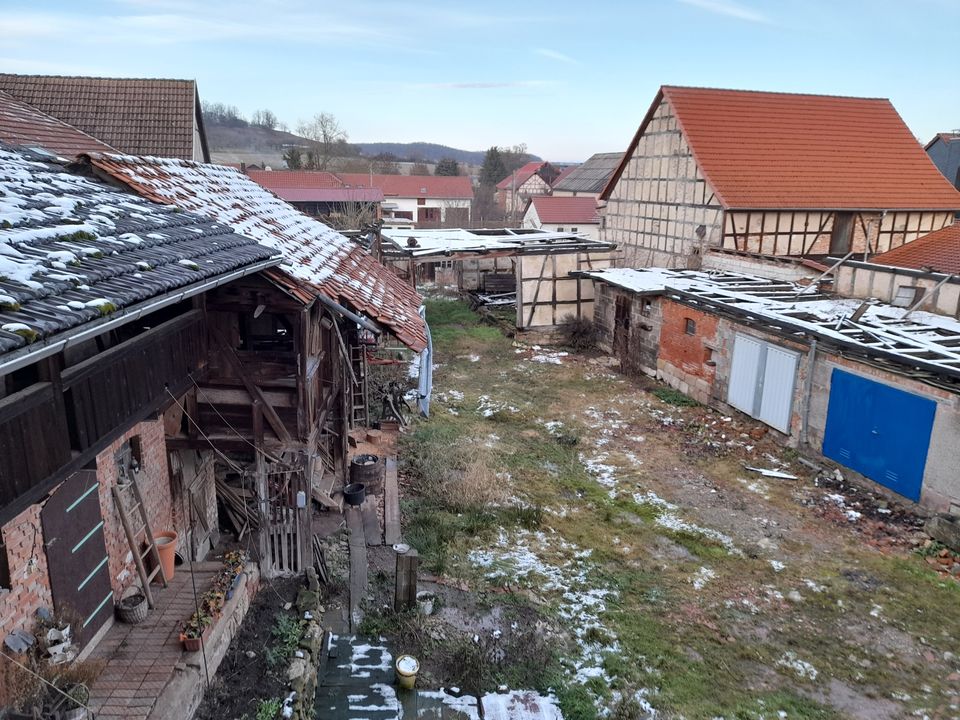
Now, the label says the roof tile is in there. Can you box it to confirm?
[870,223,960,274]
[528,196,600,224]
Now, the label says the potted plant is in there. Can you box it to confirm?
[202,589,225,618]
[179,609,212,652]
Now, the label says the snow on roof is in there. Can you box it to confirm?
[85,152,427,351]
[0,144,277,355]
[585,267,960,386]
[380,227,615,258]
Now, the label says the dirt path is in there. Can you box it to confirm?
[394,299,960,720]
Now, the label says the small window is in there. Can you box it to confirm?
[116,436,143,482]
[557,226,564,232]
[684,318,697,335]
[892,285,922,308]
[571,227,578,232]
[417,197,426,206]
[641,299,653,317]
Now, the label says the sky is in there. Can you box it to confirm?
[1,0,958,162]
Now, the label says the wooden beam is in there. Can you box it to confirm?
[212,328,292,443]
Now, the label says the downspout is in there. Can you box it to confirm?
[800,337,818,447]
[417,306,433,418]
[313,293,382,335]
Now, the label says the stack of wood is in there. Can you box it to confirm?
[216,476,261,539]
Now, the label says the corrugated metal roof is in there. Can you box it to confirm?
[84,153,428,351]
[0,144,277,355]
[603,85,960,211]
[870,223,960,274]
[551,152,622,194]
[0,74,202,160]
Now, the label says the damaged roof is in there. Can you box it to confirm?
[381,227,614,258]
[870,223,960,274]
[0,90,116,158]
[84,153,427,351]
[603,86,960,211]
[551,152,622,195]
[0,144,278,356]
[0,74,207,161]
[584,267,960,388]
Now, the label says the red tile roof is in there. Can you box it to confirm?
[925,133,960,151]
[0,90,115,157]
[528,195,600,224]
[247,170,344,189]
[337,173,473,199]
[0,74,206,161]
[603,86,960,211]
[870,223,960,274]
[84,153,427,351]
[496,161,547,190]
[267,187,384,203]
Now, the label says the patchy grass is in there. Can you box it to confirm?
[400,298,960,719]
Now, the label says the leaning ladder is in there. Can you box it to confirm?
[350,345,369,427]
[112,477,168,608]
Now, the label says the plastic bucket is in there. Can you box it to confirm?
[153,531,178,582]
[395,655,419,689]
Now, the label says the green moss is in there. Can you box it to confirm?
[62,230,96,242]
[93,301,117,316]
[0,299,21,311]
[11,327,39,343]
[652,386,700,407]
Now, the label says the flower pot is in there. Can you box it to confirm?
[153,531,178,583]
[395,655,420,689]
[179,624,211,652]
[343,482,366,506]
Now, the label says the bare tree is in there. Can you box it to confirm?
[410,161,431,176]
[296,112,348,171]
[251,108,278,130]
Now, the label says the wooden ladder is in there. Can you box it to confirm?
[349,345,369,427]
[112,477,167,608]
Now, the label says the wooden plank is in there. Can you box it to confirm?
[360,496,381,546]
[384,457,401,546]
[345,506,367,629]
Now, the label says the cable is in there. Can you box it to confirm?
[178,479,211,687]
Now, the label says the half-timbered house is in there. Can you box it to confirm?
[600,86,960,274]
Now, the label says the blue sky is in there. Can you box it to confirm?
[1,0,957,161]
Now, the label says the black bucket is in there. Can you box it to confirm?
[343,482,366,506]
[350,454,383,494]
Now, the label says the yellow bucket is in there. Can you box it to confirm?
[395,655,420,689]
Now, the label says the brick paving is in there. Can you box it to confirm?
[86,565,218,720]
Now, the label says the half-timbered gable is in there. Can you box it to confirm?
[601,86,960,270]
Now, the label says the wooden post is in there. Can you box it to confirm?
[394,548,419,612]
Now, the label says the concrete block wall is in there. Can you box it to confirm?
[0,504,53,640]
[96,419,174,598]
[834,264,960,319]
[600,98,724,269]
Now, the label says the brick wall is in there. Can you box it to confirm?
[96,419,174,598]
[0,505,52,640]
[656,300,718,403]
[169,449,217,561]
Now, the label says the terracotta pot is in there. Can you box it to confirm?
[153,531,178,582]
[179,624,211,652]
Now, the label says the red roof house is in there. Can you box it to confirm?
[601,85,960,268]
[0,90,116,157]
[870,223,960,274]
[524,196,600,225]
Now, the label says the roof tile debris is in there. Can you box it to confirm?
[585,267,960,386]
[0,74,203,160]
[0,91,116,158]
[380,228,614,258]
[85,153,427,350]
[870,223,960,274]
[551,152,622,195]
[604,85,960,211]
[0,145,277,355]
[528,196,600,225]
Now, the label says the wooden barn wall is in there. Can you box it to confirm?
[721,210,954,257]
[516,251,612,329]
[600,98,724,269]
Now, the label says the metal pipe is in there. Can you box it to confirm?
[800,337,817,446]
[313,293,382,335]
[0,257,280,378]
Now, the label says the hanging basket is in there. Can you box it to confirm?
[115,587,148,624]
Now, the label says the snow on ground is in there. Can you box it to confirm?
[477,394,520,417]
[777,652,818,681]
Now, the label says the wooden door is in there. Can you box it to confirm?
[613,295,631,357]
[41,470,113,647]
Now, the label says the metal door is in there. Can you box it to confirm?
[758,346,799,433]
[41,470,113,647]
[822,369,935,501]
[728,334,761,415]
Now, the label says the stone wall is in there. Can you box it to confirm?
[600,97,724,269]
[593,283,662,377]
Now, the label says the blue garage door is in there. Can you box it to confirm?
[822,369,936,501]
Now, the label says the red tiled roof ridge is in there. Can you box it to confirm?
[661,84,890,102]
[0,72,197,84]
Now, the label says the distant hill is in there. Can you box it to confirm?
[205,118,538,169]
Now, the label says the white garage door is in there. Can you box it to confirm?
[727,334,799,433]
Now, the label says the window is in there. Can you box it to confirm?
[416,197,426,206]
[571,227,578,232]
[116,436,143,482]
[557,226,564,232]
[892,285,922,308]
[641,299,653,317]
[684,318,697,335]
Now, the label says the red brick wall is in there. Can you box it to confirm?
[0,505,52,639]
[657,300,719,402]
[96,419,174,598]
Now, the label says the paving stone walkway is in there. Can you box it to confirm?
[86,565,218,719]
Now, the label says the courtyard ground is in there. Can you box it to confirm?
[363,297,960,720]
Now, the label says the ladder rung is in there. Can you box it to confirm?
[139,546,154,561]
[145,565,162,582]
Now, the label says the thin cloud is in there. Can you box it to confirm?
[534,48,579,65]
[675,0,771,24]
